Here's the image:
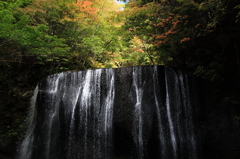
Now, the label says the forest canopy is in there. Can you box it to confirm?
[0,0,240,98]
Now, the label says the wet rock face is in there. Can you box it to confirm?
[16,65,240,159]
[18,65,202,159]
[0,65,238,159]
[113,66,159,158]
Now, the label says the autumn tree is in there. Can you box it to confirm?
[122,0,240,103]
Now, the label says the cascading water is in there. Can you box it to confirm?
[18,69,115,159]
[165,68,178,158]
[132,67,144,159]
[18,66,200,159]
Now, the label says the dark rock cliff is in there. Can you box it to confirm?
[0,65,239,159]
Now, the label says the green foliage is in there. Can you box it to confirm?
[0,0,239,112]
[123,0,240,102]
[0,124,24,140]
[0,0,71,72]
[233,115,240,121]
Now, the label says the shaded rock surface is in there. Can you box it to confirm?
[1,65,238,159]
[17,65,201,159]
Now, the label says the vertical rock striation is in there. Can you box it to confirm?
[18,65,201,159]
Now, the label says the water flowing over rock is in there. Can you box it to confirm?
[18,65,201,159]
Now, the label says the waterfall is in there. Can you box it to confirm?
[165,68,178,158]
[132,67,144,159]
[18,86,38,159]
[18,66,200,159]
[153,66,167,158]
[163,67,199,159]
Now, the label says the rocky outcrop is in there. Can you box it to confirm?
[17,65,201,159]
[1,65,239,159]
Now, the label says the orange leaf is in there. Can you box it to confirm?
[180,38,190,43]
[83,1,93,6]
[155,35,166,39]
